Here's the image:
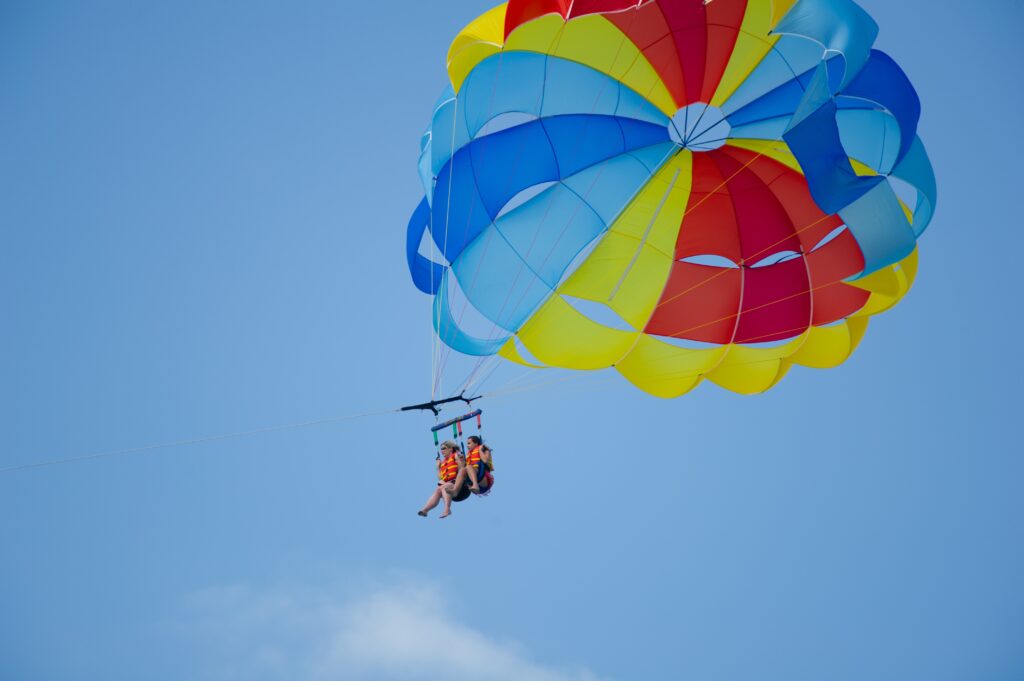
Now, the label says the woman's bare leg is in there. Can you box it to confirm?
[466,464,480,492]
[450,467,468,495]
[440,483,455,518]
[419,486,443,516]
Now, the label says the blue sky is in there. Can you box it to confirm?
[1,1,1021,680]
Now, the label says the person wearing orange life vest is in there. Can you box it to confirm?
[451,435,493,495]
[417,441,464,519]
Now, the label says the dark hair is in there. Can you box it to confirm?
[467,435,483,446]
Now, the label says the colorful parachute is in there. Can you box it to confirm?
[406,0,936,398]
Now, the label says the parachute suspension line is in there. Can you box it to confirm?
[688,99,733,147]
[463,362,543,404]
[479,138,678,384]
[462,354,504,398]
[435,91,462,401]
[482,42,671,338]
[432,24,577,387]
[483,371,617,402]
[606,143,777,367]
[615,141,783,354]
[877,115,888,175]
[608,166,681,303]
[0,407,401,476]
[429,150,439,401]
[437,16,649,391]
[444,14,649,389]
[685,101,714,146]
[430,193,436,398]
[432,48,512,398]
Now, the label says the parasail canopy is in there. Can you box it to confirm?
[407,0,936,398]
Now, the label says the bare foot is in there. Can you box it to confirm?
[417,511,428,517]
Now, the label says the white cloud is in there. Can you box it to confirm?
[184,579,612,681]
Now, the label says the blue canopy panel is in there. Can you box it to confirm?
[426,114,670,266]
[425,52,669,180]
[891,136,937,238]
[726,54,846,129]
[773,0,879,90]
[841,50,922,163]
[782,65,874,208]
[721,35,829,118]
[407,197,446,295]
[716,6,931,278]
[432,274,511,357]
[435,142,677,342]
[835,108,902,175]
[837,181,917,274]
[781,62,926,275]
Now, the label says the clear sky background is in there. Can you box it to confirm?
[1,1,1021,680]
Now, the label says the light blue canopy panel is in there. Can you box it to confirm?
[432,273,511,357]
[427,114,671,266]
[445,143,677,335]
[424,52,670,186]
[773,0,879,90]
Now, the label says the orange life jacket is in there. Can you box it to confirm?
[438,452,460,482]
[466,445,494,489]
[466,446,493,466]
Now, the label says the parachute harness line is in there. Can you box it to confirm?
[432,26,572,392]
[434,10,650,395]
[454,43,680,393]
[434,89,462,400]
[408,0,935,399]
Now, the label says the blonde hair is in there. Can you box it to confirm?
[440,440,460,452]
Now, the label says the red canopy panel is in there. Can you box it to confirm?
[719,146,844,252]
[708,150,804,263]
[675,153,743,263]
[677,148,844,265]
[504,0,748,107]
[647,257,813,345]
[504,0,637,38]
[504,0,571,38]
[805,229,871,326]
[642,0,747,104]
[647,229,870,345]
[733,257,811,343]
[648,176,870,345]
[645,262,741,344]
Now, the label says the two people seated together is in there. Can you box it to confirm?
[418,435,493,519]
